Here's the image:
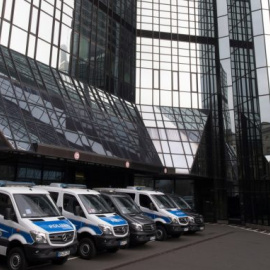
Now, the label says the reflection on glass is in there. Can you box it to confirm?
[138,105,209,173]
[0,44,160,165]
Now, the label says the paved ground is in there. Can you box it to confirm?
[1,224,270,270]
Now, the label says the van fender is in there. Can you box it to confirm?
[9,232,33,245]
[154,217,169,224]
[77,226,101,236]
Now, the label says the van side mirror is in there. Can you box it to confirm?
[75,205,83,216]
[149,202,156,211]
[4,207,12,220]
[4,208,16,222]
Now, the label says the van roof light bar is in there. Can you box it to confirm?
[0,181,35,187]
[126,186,153,191]
[49,183,87,189]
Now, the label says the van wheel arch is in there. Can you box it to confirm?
[155,223,168,241]
[7,246,28,270]
[77,232,97,260]
[7,241,24,256]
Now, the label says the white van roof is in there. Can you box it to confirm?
[0,186,50,195]
[96,187,164,196]
[40,184,100,195]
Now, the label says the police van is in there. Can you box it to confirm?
[166,193,205,233]
[0,181,77,270]
[101,187,189,241]
[94,188,156,246]
[40,183,129,259]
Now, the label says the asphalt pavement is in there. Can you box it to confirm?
[1,224,270,270]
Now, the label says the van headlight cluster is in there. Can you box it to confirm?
[131,223,143,231]
[30,231,47,243]
[188,216,195,224]
[98,224,113,235]
[170,217,179,224]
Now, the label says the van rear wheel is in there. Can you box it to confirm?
[7,247,28,270]
[156,225,167,241]
[78,238,97,259]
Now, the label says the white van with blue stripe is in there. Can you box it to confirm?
[0,181,77,270]
[109,187,189,241]
[40,183,129,259]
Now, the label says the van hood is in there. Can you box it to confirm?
[97,215,127,226]
[123,213,154,225]
[166,209,188,218]
[31,218,74,233]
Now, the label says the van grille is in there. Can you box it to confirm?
[49,231,74,244]
[143,224,156,232]
[179,217,189,225]
[113,225,128,235]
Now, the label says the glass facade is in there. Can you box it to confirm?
[0,44,160,165]
[0,0,136,101]
[136,0,270,224]
[137,105,209,174]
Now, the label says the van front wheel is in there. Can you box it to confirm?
[156,225,167,241]
[78,238,97,259]
[7,247,28,270]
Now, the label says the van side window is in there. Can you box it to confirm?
[49,192,59,203]
[63,194,84,217]
[139,194,152,209]
[0,193,17,222]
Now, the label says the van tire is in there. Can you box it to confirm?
[7,247,28,270]
[51,256,68,265]
[156,225,167,241]
[78,238,96,259]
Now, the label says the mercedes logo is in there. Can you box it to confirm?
[62,234,68,242]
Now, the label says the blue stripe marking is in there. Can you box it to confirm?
[69,219,102,235]
[143,212,171,223]
[167,210,187,217]
[0,224,33,244]
[98,215,127,226]
[33,220,74,232]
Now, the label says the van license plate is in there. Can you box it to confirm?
[150,236,155,241]
[57,250,70,257]
[120,240,127,246]
[200,227,204,231]
[184,228,188,231]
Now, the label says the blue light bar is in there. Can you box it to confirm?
[49,183,87,189]
[0,181,35,187]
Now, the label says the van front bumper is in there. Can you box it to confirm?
[165,223,189,235]
[24,241,78,262]
[188,224,205,232]
[95,235,129,250]
[130,231,156,244]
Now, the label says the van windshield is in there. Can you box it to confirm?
[14,194,60,218]
[114,196,141,215]
[79,194,112,214]
[170,196,191,210]
[152,195,176,209]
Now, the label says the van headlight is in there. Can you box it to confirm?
[169,217,179,224]
[188,217,195,224]
[98,224,113,235]
[131,223,143,231]
[30,231,47,243]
